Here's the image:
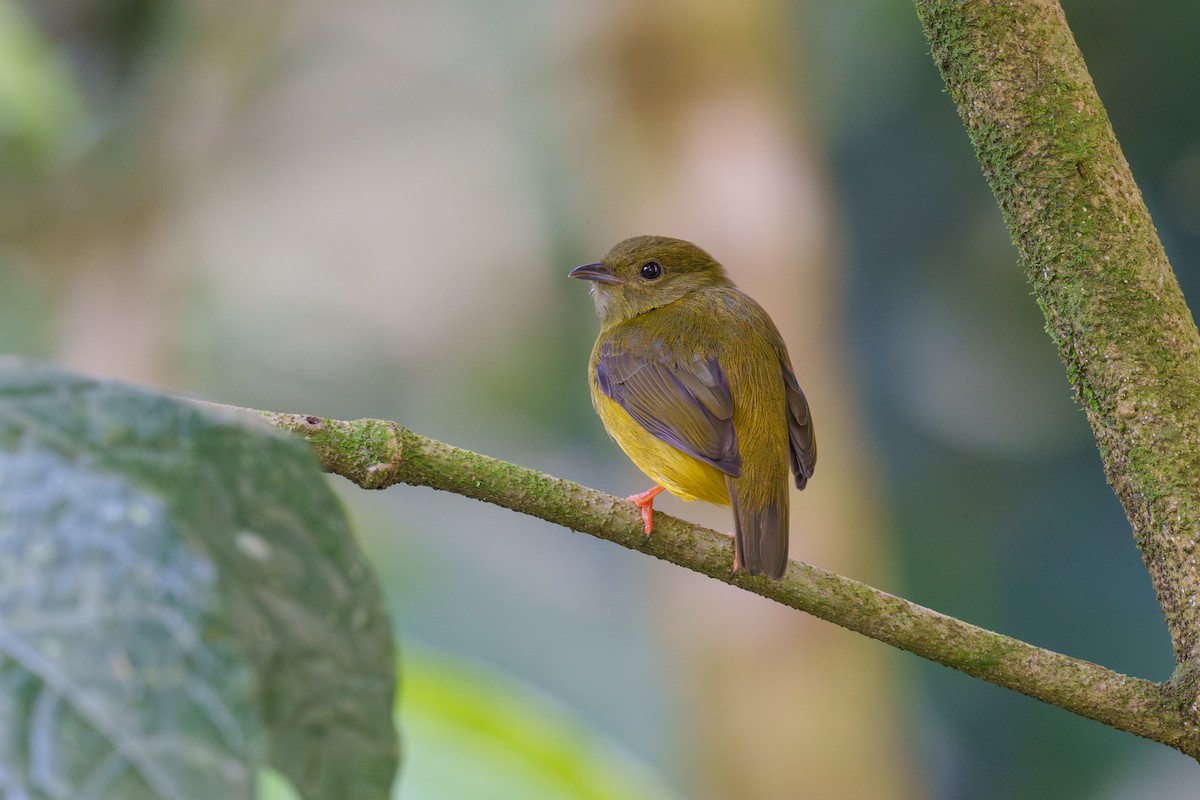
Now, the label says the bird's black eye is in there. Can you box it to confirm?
[639,260,662,280]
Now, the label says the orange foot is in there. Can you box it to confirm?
[626,485,665,543]
[724,530,741,575]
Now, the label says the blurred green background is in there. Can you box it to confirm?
[2,0,1197,797]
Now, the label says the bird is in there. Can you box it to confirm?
[570,235,815,578]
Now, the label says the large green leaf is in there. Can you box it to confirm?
[0,359,398,799]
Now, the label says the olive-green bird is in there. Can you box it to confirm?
[570,235,816,579]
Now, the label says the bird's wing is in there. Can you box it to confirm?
[596,340,742,477]
[782,362,816,489]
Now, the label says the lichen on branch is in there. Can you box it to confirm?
[915,0,1200,667]
[249,407,1199,758]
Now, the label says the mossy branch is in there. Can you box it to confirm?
[250,408,1199,757]
[914,1,1200,671]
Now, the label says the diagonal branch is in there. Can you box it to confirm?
[915,0,1200,666]
[250,408,1200,758]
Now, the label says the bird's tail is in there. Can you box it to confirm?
[728,479,788,579]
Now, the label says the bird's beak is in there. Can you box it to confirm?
[569,262,621,284]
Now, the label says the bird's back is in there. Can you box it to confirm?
[588,285,793,519]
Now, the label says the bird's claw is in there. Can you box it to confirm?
[724,530,741,578]
[626,485,665,546]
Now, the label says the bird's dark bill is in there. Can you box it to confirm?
[569,262,621,284]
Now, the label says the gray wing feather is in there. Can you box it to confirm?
[597,343,742,477]
[782,363,816,489]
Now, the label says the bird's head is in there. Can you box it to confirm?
[570,235,730,328]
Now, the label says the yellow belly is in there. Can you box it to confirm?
[594,392,731,506]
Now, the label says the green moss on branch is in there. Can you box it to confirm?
[915,0,1200,667]
[254,407,1199,758]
